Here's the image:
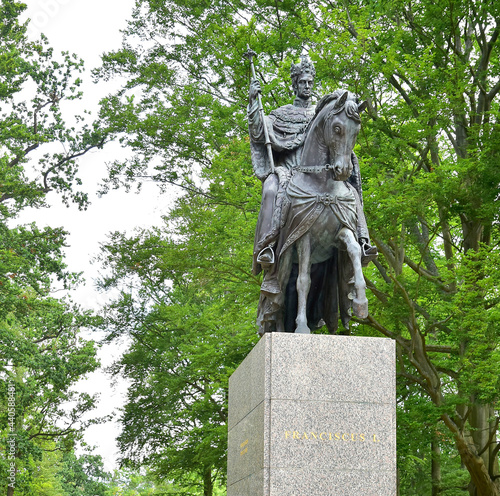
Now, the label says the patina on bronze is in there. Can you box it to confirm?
[247,51,377,335]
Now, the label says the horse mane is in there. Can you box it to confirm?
[306,90,361,134]
[315,92,340,116]
[303,93,336,135]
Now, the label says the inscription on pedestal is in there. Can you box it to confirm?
[240,439,249,456]
[283,431,382,442]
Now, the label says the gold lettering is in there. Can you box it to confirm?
[283,429,377,443]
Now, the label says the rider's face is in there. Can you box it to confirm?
[296,75,314,99]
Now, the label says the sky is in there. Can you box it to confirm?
[20,0,175,471]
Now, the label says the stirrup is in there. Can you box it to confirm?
[361,242,378,267]
[257,246,275,269]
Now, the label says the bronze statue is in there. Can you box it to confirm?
[246,51,377,335]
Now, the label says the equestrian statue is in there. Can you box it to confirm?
[246,49,378,336]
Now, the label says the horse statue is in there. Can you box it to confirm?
[271,90,371,334]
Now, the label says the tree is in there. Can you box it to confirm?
[105,467,204,495]
[98,151,260,494]
[59,451,111,496]
[0,299,103,495]
[1,2,111,495]
[96,0,500,493]
[315,2,500,494]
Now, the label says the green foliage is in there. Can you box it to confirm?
[27,443,65,496]
[98,156,260,491]
[0,1,112,213]
[0,292,103,495]
[59,451,110,496]
[105,468,208,495]
[0,3,112,495]
[96,0,500,493]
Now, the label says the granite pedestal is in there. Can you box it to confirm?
[227,333,396,496]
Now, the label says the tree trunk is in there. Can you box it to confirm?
[432,435,442,496]
[203,466,213,496]
[459,215,500,495]
[466,404,500,496]
[452,426,499,496]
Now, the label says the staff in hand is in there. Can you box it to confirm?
[244,45,275,174]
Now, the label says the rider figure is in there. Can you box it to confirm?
[248,55,376,278]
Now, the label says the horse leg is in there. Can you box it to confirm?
[338,227,369,319]
[295,234,312,334]
[276,248,293,333]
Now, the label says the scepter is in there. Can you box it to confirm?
[244,45,275,174]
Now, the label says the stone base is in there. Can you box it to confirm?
[227,333,396,496]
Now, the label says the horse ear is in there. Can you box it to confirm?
[358,100,369,113]
[334,90,349,110]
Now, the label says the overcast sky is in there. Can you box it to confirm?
[21,0,172,470]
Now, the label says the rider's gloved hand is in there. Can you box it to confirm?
[249,79,261,104]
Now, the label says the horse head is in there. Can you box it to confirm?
[313,90,367,181]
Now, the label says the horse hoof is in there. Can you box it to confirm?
[352,298,369,319]
[295,326,311,334]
